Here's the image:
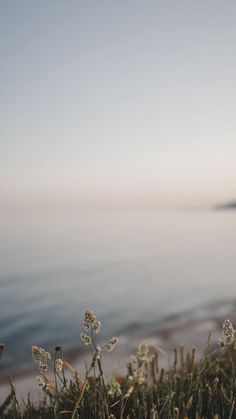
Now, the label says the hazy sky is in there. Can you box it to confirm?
[1,1,236,209]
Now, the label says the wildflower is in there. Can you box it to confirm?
[223,319,235,345]
[105,337,118,352]
[83,309,96,330]
[80,333,92,345]
[108,378,122,397]
[32,346,51,364]
[93,320,101,334]
[137,341,149,363]
[55,358,64,373]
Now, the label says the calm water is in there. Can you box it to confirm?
[0,209,236,374]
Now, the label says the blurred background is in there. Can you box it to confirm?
[1,0,236,376]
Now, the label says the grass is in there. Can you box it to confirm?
[1,312,236,418]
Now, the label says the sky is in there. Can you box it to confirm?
[1,0,236,209]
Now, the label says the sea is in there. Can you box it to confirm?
[0,209,236,375]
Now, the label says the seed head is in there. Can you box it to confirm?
[32,346,51,365]
[80,333,92,345]
[36,375,50,392]
[83,310,96,330]
[137,341,149,363]
[218,338,225,347]
[150,407,158,419]
[108,378,122,398]
[223,319,235,345]
[93,320,101,334]
[105,337,118,352]
[174,407,179,419]
[55,358,64,373]
[38,362,48,372]
[133,368,145,385]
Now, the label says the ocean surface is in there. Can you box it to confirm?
[0,209,236,375]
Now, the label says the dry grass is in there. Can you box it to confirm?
[1,313,236,418]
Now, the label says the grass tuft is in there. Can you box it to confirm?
[1,312,236,418]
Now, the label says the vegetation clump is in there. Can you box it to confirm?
[1,313,236,418]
